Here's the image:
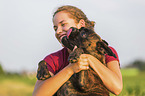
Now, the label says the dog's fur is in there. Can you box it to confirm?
[56,27,116,96]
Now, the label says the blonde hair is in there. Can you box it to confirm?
[53,5,95,30]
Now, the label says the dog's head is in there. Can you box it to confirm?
[62,27,116,58]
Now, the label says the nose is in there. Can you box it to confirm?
[56,26,62,35]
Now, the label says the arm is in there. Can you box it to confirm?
[32,65,74,96]
[33,57,89,96]
[85,54,123,95]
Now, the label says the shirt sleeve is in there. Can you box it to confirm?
[44,55,56,75]
[105,46,119,64]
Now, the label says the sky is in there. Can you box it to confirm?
[0,0,145,72]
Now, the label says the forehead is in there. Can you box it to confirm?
[53,11,76,25]
[53,12,69,23]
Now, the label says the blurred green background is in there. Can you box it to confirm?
[0,59,145,96]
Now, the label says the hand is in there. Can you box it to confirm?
[68,54,89,73]
[79,54,90,70]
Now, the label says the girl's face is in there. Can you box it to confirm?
[53,11,83,43]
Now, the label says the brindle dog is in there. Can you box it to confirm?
[57,27,116,96]
[36,27,116,96]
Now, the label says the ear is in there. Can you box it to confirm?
[77,19,85,29]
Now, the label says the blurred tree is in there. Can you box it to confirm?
[132,60,145,70]
[0,64,5,74]
[127,60,145,71]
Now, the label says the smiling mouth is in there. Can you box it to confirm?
[59,34,66,41]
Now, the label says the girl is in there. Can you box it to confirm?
[33,5,123,96]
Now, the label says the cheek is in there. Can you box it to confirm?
[55,33,59,40]
[63,23,78,31]
[63,25,70,31]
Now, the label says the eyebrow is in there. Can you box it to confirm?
[53,20,65,28]
[59,20,65,24]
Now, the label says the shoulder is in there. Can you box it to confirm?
[44,47,68,61]
[108,46,118,54]
[40,47,68,74]
[105,46,119,64]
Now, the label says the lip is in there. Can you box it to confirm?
[59,34,66,40]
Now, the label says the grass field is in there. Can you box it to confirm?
[117,68,145,96]
[0,68,145,96]
[0,74,36,96]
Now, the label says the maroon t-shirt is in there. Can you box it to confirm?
[44,47,119,75]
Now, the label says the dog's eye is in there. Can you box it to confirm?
[81,32,87,38]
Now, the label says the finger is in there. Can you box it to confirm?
[79,61,89,66]
[80,54,88,59]
[80,58,88,63]
[79,65,89,70]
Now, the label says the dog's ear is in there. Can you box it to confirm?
[96,40,117,58]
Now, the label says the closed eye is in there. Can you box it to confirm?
[61,23,65,26]
[61,23,67,27]
[53,26,57,31]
